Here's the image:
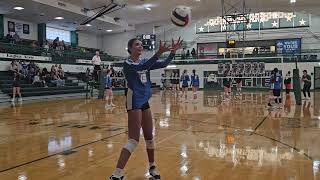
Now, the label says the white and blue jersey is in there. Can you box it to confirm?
[180,74,190,87]
[269,75,275,90]
[273,73,283,90]
[191,74,199,87]
[105,75,112,89]
[123,53,175,110]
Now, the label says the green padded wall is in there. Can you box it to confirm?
[0,15,4,39]
[293,69,302,105]
[71,31,78,47]
[37,23,46,45]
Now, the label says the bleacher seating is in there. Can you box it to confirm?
[0,71,88,97]
[0,40,120,64]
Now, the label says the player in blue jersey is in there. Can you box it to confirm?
[104,69,116,107]
[190,69,200,102]
[273,68,283,108]
[109,37,183,180]
[180,69,190,102]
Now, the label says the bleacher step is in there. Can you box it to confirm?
[0,92,10,103]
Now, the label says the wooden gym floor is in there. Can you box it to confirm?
[0,91,319,180]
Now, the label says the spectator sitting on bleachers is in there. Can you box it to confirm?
[61,40,67,50]
[31,41,39,49]
[56,41,64,56]
[85,67,91,82]
[21,60,29,76]
[32,72,47,87]
[12,32,21,44]
[51,71,65,87]
[58,64,65,79]
[43,40,50,54]
[41,68,51,84]
[6,33,14,44]
[54,64,59,72]
[52,37,59,49]
[27,66,35,84]
[28,61,40,75]
[50,65,56,76]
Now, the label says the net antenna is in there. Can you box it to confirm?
[80,0,126,26]
[221,0,250,58]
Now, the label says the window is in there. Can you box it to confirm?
[46,27,70,42]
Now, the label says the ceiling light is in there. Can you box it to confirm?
[145,7,151,11]
[85,24,92,27]
[195,0,201,2]
[106,29,113,32]
[290,0,296,3]
[13,7,24,10]
[54,17,64,20]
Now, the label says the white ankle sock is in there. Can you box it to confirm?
[149,162,155,167]
[113,168,123,177]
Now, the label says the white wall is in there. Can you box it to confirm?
[78,32,99,49]
[3,17,38,40]
[102,31,135,57]
[97,35,103,50]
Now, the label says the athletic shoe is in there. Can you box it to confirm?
[109,175,124,180]
[149,166,161,180]
[110,103,117,107]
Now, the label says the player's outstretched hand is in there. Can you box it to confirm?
[157,40,171,54]
[170,37,183,53]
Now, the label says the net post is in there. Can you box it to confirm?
[293,68,302,105]
[98,70,106,99]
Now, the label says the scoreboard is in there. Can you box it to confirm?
[137,34,156,50]
[227,39,236,48]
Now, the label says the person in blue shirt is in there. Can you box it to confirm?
[109,37,183,180]
[180,69,190,102]
[190,69,200,102]
[272,68,283,108]
[104,69,116,107]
